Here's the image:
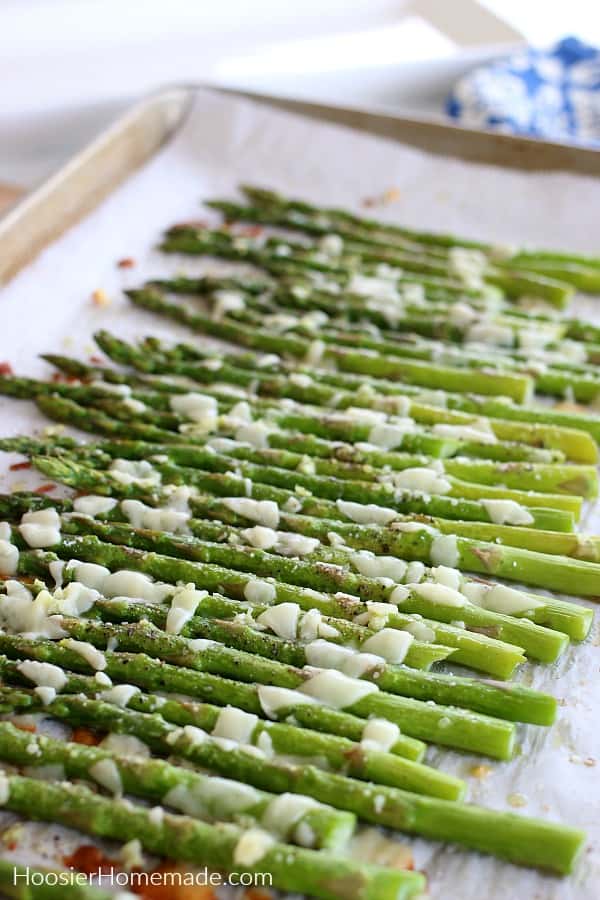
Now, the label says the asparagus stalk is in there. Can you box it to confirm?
[4,441,597,563]
[48,515,568,665]
[240,184,600,281]
[22,473,580,640]
[72,595,559,726]
[6,509,551,670]
[3,369,576,475]
[160,223,502,303]
[44,615,521,758]
[9,423,595,511]
[0,694,584,875]
[6,475,576,639]
[162,221,573,307]
[24,545,528,680]
[24,452,600,598]
[0,657,461,800]
[90,330,600,450]
[41,347,600,470]
[225,190,600,292]
[126,287,534,402]
[0,633,426,761]
[0,770,421,900]
[0,719,356,848]
[27,435,574,532]
[4,366,562,465]
[36,386,565,466]
[2,571,552,724]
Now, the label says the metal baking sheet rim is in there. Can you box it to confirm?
[1,82,600,287]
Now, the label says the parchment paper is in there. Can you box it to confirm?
[0,88,598,900]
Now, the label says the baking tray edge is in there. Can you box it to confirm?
[0,85,195,285]
[1,82,600,288]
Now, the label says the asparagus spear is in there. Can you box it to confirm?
[162,222,573,307]
[240,184,600,279]
[0,657,462,800]
[160,223,502,303]
[42,616,521,758]
[4,442,597,563]
[126,287,534,402]
[4,367,563,465]
[3,426,585,515]
[222,190,600,292]
[36,387,566,466]
[1,571,554,725]
[23,452,600,598]
[0,694,584,875]
[0,770,421,900]
[5,506,561,669]
[51,515,570,665]
[74,595,559,726]
[5,369,579,491]
[0,633,426,761]
[0,719,356,848]
[3,477,582,642]
[87,434,585,516]
[41,348,600,470]
[12,473,580,640]
[28,545,529,680]
[90,330,600,450]
[26,434,574,532]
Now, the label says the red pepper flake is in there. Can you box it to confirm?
[8,720,37,733]
[89,356,104,365]
[5,841,18,851]
[64,845,117,875]
[236,224,263,238]
[117,257,136,269]
[132,864,216,899]
[0,362,13,375]
[9,461,32,471]
[34,483,56,494]
[51,372,81,384]
[71,727,103,746]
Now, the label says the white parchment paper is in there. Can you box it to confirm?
[0,88,599,899]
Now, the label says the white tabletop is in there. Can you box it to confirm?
[0,0,596,190]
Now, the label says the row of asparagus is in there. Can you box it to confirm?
[1,188,599,898]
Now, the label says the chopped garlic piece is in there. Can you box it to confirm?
[361,628,414,664]
[430,534,459,568]
[482,499,534,526]
[299,669,378,708]
[337,500,397,526]
[64,639,106,670]
[18,508,61,548]
[413,583,466,607]
[257,685,317,719]
[256,602,300,640]
[244,579,277,605]
[89,759,122,796]
[222,497,279,529]
[73,495,118,516]
[233,828,275,866]
[361,718,400,752]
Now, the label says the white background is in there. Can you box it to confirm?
[0,0,597,189]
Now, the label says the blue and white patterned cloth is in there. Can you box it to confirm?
[447,36,600,145]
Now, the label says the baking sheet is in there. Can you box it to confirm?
[0,87,599,899]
